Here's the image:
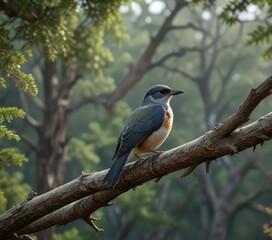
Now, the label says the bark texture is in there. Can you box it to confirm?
[0,76,271,239]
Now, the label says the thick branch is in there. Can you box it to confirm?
[214,76,272,136]
[0,76,271,237]
[17,112,272,235]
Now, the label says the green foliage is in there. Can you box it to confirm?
[221,0,272,58]
[0,125,20,141]
[0,148,27,168]
[80,0,130,46]
[220,0,251,25]
[119,184,157,219]
[118,183,184,230]
[0,169,31,213]
[68,138,100,172]
[0,77,6,88]
[1,0,129,71]
[75,75,116,98]
[0,107,25,141]
[0,107,25,123]
[74,1,130,72]
[192,0,216,8]
[263,208,272,238]
[15,1,77,61]
[0,192,6,208]
[0,26,38,95]
[247,25,272,59]
[53,228,81,240]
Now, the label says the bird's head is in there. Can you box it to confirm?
[142,85,184,106]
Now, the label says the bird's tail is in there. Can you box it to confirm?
[103,152,130,187]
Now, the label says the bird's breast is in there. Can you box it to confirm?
[138,108,173,152]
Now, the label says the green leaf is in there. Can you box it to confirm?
[0,148,28,168]
[0,107,25,123]
[0,78,6,88]
[0,125,21,141]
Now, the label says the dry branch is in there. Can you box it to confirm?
[0,75,271,238]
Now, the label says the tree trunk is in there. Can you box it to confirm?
[208,202,231,240]
[35,60,74,240]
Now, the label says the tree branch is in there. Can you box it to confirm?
[67,93,110,113]
[161,64,197,81]
[0,75,271,237]
[231,177,272,215]
[167,22,213,38]
[221,151,256,202]
[106,0,188,108]
[19,92,41,129]
[196,172,218,209]
[214,75,272,137]
[149,49,187,70]
[17,111,272,236]
[32,96,45,111]
[19,134,39,153]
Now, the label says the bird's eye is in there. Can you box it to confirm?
[160,89,171,94]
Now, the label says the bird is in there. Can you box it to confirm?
[103,85,184,187]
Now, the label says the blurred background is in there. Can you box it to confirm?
[0,0,272,239]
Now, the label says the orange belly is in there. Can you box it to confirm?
[137,109,173,153]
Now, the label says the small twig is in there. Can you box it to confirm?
[180,164,198,178]
[83,215,104,233]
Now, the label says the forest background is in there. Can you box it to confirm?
[0,0,272,240]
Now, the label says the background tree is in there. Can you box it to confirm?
[0,0,272,240]
[0,22,37,216]
[0,0,130,239]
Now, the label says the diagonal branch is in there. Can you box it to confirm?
[231,177,272,215]
[17,111,272,235]
[106,0,188,108]
[167,22,213,38]
[32,96,45,111]
[19,92,41,130]
[67,93,110,113]
[68,0,189,112]
[149,49,187,70]
[196,172,218,209]
[214,75,272,137]
[0,75,271,238]
[221,151,256,202]
[19,134,39,153]
[161,64,197,81]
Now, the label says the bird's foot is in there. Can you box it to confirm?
[150,150,163,160]
[135,153,145,161]
[80,171,91,178]
[133,155,147,168]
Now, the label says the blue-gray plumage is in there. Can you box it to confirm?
[103,85,184,187]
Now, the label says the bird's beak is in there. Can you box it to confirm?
[170,89,184,95]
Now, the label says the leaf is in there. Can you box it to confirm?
[0,148,28,168]
[0,108,25,123]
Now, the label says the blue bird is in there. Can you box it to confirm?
[103,85,184,187]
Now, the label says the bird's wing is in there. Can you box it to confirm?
[113,104,165,158]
